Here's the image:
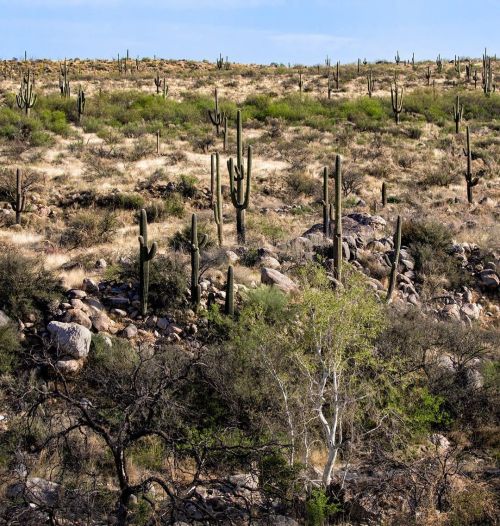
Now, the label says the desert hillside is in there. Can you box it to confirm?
[0,53,499,525]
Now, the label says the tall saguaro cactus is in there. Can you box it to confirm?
[59,59,70,98]
[367,70,374,97]
[190,214,208,309]
[77,86,86,123]
[386,215,402,303]
[208,88,225,136]
[225,265,234,316]
[382,182,387,207]
[16,69,37,116]
[321,167,330,236]
[154,71,163,94]
[390,82,404,124]
[227,110,252,244]
[452,95,463,134]
[332,155,343,281]
[212,152,224,247]
[463,126,479,204]
[138,209,157,317]
[15,168,26,225]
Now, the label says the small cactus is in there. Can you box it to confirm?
[138,209,158,317]
[224,265,234,316]
[386,215,402,303]
[190,214,208,309]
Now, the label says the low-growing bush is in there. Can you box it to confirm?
[0,324,21,374]
[61,210,119,248]
[0,250,63,320]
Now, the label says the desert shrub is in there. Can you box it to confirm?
[0,168,44,204]
[89,334,138,375]
[306,489,341,526]
[446,482,498,525]
[142,194,184,222]
[145,255,187,310]
[61,210,118,248]
[169,221,214,252]
[401,219,468,290]
[342,170,364,196]
[96,192,144,210]
[286,170,317,197]
[0,324,21,374]
[0,250,63,320]
[177,174,199,198]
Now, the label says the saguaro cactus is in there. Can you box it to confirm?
[154,71,163,94]
[452,94,463,134]
[386,215,402,303]
[390,82,404,124]
[77,86,86,123]
[332,155,343,281]
[208,88,225,136]
[162,79,168,99]
[15,168,26,225]
[59,59,70,98]
[327,75,333,99]
[425,66,432,86]
[224,265,234,316]
[298,72,303,94]
[138,209,157,317]
[382,182,387,207]
[395,51,401,65]
[463,126,479,204]
[227,110,252,244]
[212,152,224,247]
[333,61,340,90]
[367,70,374,97]
[190,214,208,309]
[321,167,330,236]
[436,54,443,73]
[16,69,37,116]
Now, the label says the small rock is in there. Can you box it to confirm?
[0,310,12,328]
[156,318,170,331]
[478,269,500,289]
[226,251,240,264]
[95,258,107,269]
[83,278,99,294]
[461,303,481,320]
[68,289,87,299]
[55,359,84,374]
[123,324,138,339]
[259,256,281,270]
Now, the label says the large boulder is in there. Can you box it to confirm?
[47,321,91,359]
[261,268,298,294]
[478,269,500,289]
[7,478,62,508]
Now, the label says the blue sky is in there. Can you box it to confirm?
[0,0,498,64]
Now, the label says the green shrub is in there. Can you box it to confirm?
[0,324,21,374]
[144,255,187,310]
[169,221,214,251]
[306,489,342,526]
[96,192,144,210]
[0,251,63,320]
[61,210,118,248]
